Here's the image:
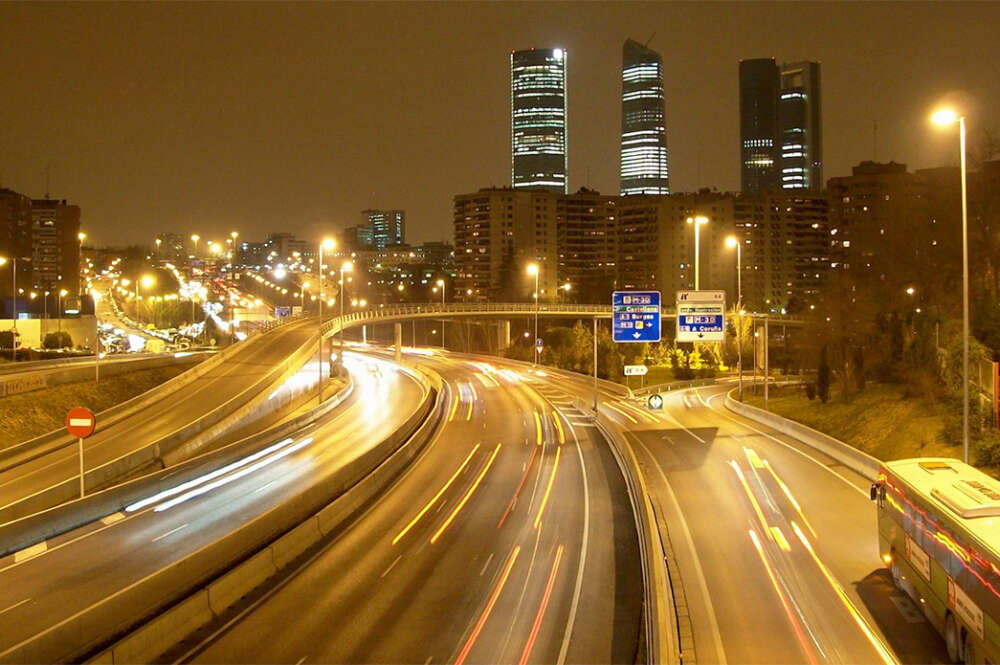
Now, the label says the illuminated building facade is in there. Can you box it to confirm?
[511,48,567,193]
[620,39,669,195]
[740,58,780,193]
[362,209,406,249]
[778,61,822,191]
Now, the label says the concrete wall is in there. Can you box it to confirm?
[0,317,99,348]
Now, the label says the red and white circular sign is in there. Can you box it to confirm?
[66,406,96,438]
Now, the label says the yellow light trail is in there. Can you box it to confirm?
[763,459,817,540]
[466,398,474,421]
[431,443,502,544]
[604,402,638,424]
[448,389,461,423]
[551,410,565,445]
[519,544,564,665]
[534,412,543,446]
[392,444,480,545]
[533,446,562,529]
[729,460,772,539]
[790,522,897,665]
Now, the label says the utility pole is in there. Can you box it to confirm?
[593,317,599,412]
[764,315,770,407]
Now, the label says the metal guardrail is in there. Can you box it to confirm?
[632,377,718,398]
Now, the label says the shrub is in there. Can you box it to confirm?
[805,383,816,401]
[817,345,831,404]
[43,331,73,349]
[0,330,13,349]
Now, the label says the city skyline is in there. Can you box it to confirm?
[1,2,997,246]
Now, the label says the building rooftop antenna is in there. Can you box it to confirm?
[644,32,656,48]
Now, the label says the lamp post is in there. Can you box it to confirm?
[91,290,101,384]
[0,257,16,361]
[686,216,709,290]
[58,289,68,341]
[339,260,353,369]
[932,107,970,463]
[527,262,539,365]
[230,231,239,266]
[77,232,86,296]
[436,279,445,348]
[726,235,744,400]
[301,281,309,312]
[318,237,335,399]
[190,234,200,260]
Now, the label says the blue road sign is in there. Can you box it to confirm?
[613,291,662,343]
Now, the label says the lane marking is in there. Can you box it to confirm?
[381,554,402,579]
[604,402,638,424]
[100,512,125,525]
[295,656,307,665]
[13,541,46,563]
[431,443,502,544]
[152,523,188,543]
[480,552,495,576]
[0,598,30,617]
[635,437,728,664]
[393,444,481,545]
[557,413,591,665]
[519,544,565,665]
[454,545,521,665]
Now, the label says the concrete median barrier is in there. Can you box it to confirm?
[206,549,278,616]
[1,365,444,665]
[724,390,880,481]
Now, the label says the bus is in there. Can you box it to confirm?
[873,458,1000,664]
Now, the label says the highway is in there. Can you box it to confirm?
[185,350,643,664]
[511,366,949,665]
[0,352,427,661]
[0,318,316,512]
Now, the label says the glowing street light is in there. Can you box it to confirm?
[77,232,87,296]
[190,234,200,258]
[436,278,446,348]
[686,216,709,290]
[726,234,744,400]
[0,256,16,361]
[527,262,540,365]
[932,106,970,462]
[339,259,353,369]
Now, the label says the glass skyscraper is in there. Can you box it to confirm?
[739,58,780,193]
[778,61,822,191]
[511,48,567,193]
[619,38,670,195]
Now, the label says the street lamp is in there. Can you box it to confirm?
[301,281,310,311]
[726,235,744,400]
[686,216,709,290]
[77,232,86,296]
[932,106,970,463]
[0,256,16,361]
[318,237,336,398]
[91,289,101,384]
[191,234,200,259]
[339,260,353,369]
[58,289,68,341]
[436,278,446,348]
[527,262,539,365]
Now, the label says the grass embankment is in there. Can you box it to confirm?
[744,383,960,462]
[0,366,189,450]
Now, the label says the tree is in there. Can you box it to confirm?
[817,345,831,404]
[0,330,13,349]
[43,331,73,349]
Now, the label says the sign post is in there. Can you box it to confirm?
[613,291,662,343]
[676,290,726,343]
[66,406,96,498]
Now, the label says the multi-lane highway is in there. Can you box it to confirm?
[0,352,427,662]
[0,318,316,511]
[184,350,643,664]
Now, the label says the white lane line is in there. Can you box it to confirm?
[424,657,433,665]
[253,480,278,495]
[13,541,46,563]
[557,408,591,665]
[295,656,307,665]
[0,598,30,617]
[704,392,868,497]
[381,555,402,579]
[635,437,728,665]
[479,552,495,576]
[152,523,188,543]
[100,512,125,525]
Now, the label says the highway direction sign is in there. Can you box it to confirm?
[624,364,648,376]
[676,290,726,342]
[613,291,661,343]
[66,406,96,438]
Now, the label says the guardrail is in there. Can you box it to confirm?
[724,390,880,481]
[0,363,445,664]
[632,377,718,398]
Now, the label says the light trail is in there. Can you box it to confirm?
[519,544,565,665]
[551,411,565,445]
[729,460,772,539]
[790,522,897,665]
[763,459,818,540]
[393,444,481,545]
[534,412,543,446]
[431,443,502,544]
[497,447,539,528]
[533,446,562,529]
[604,402,638,424]
[748,528,820,665]
[454,545,521,665]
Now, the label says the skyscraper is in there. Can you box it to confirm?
[739,58,780,193]
[778,61,822,191]
[619,39,670,195]
[511,48,567,193]
[362,209,405,249]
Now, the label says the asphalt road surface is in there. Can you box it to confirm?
[0,352,426,661]
[187,349,643,665]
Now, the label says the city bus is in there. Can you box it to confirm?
[873,458,1000,664]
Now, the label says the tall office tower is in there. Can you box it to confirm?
[362,209,406,249]
[619,39,670,196]
[778,61,822,191]
[30,197,81,296]
[511,48,568,193]
[739,58,780,193]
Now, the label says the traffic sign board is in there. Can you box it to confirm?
[613,291,661,343]
[536,338,544,349]
[647,393,664,410]
[624,365,648,376]
[676,290,726,342]
[66,406,96,438]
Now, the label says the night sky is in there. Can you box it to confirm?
[2,2,997,247]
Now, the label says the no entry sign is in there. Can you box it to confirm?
[66,406,96,438]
